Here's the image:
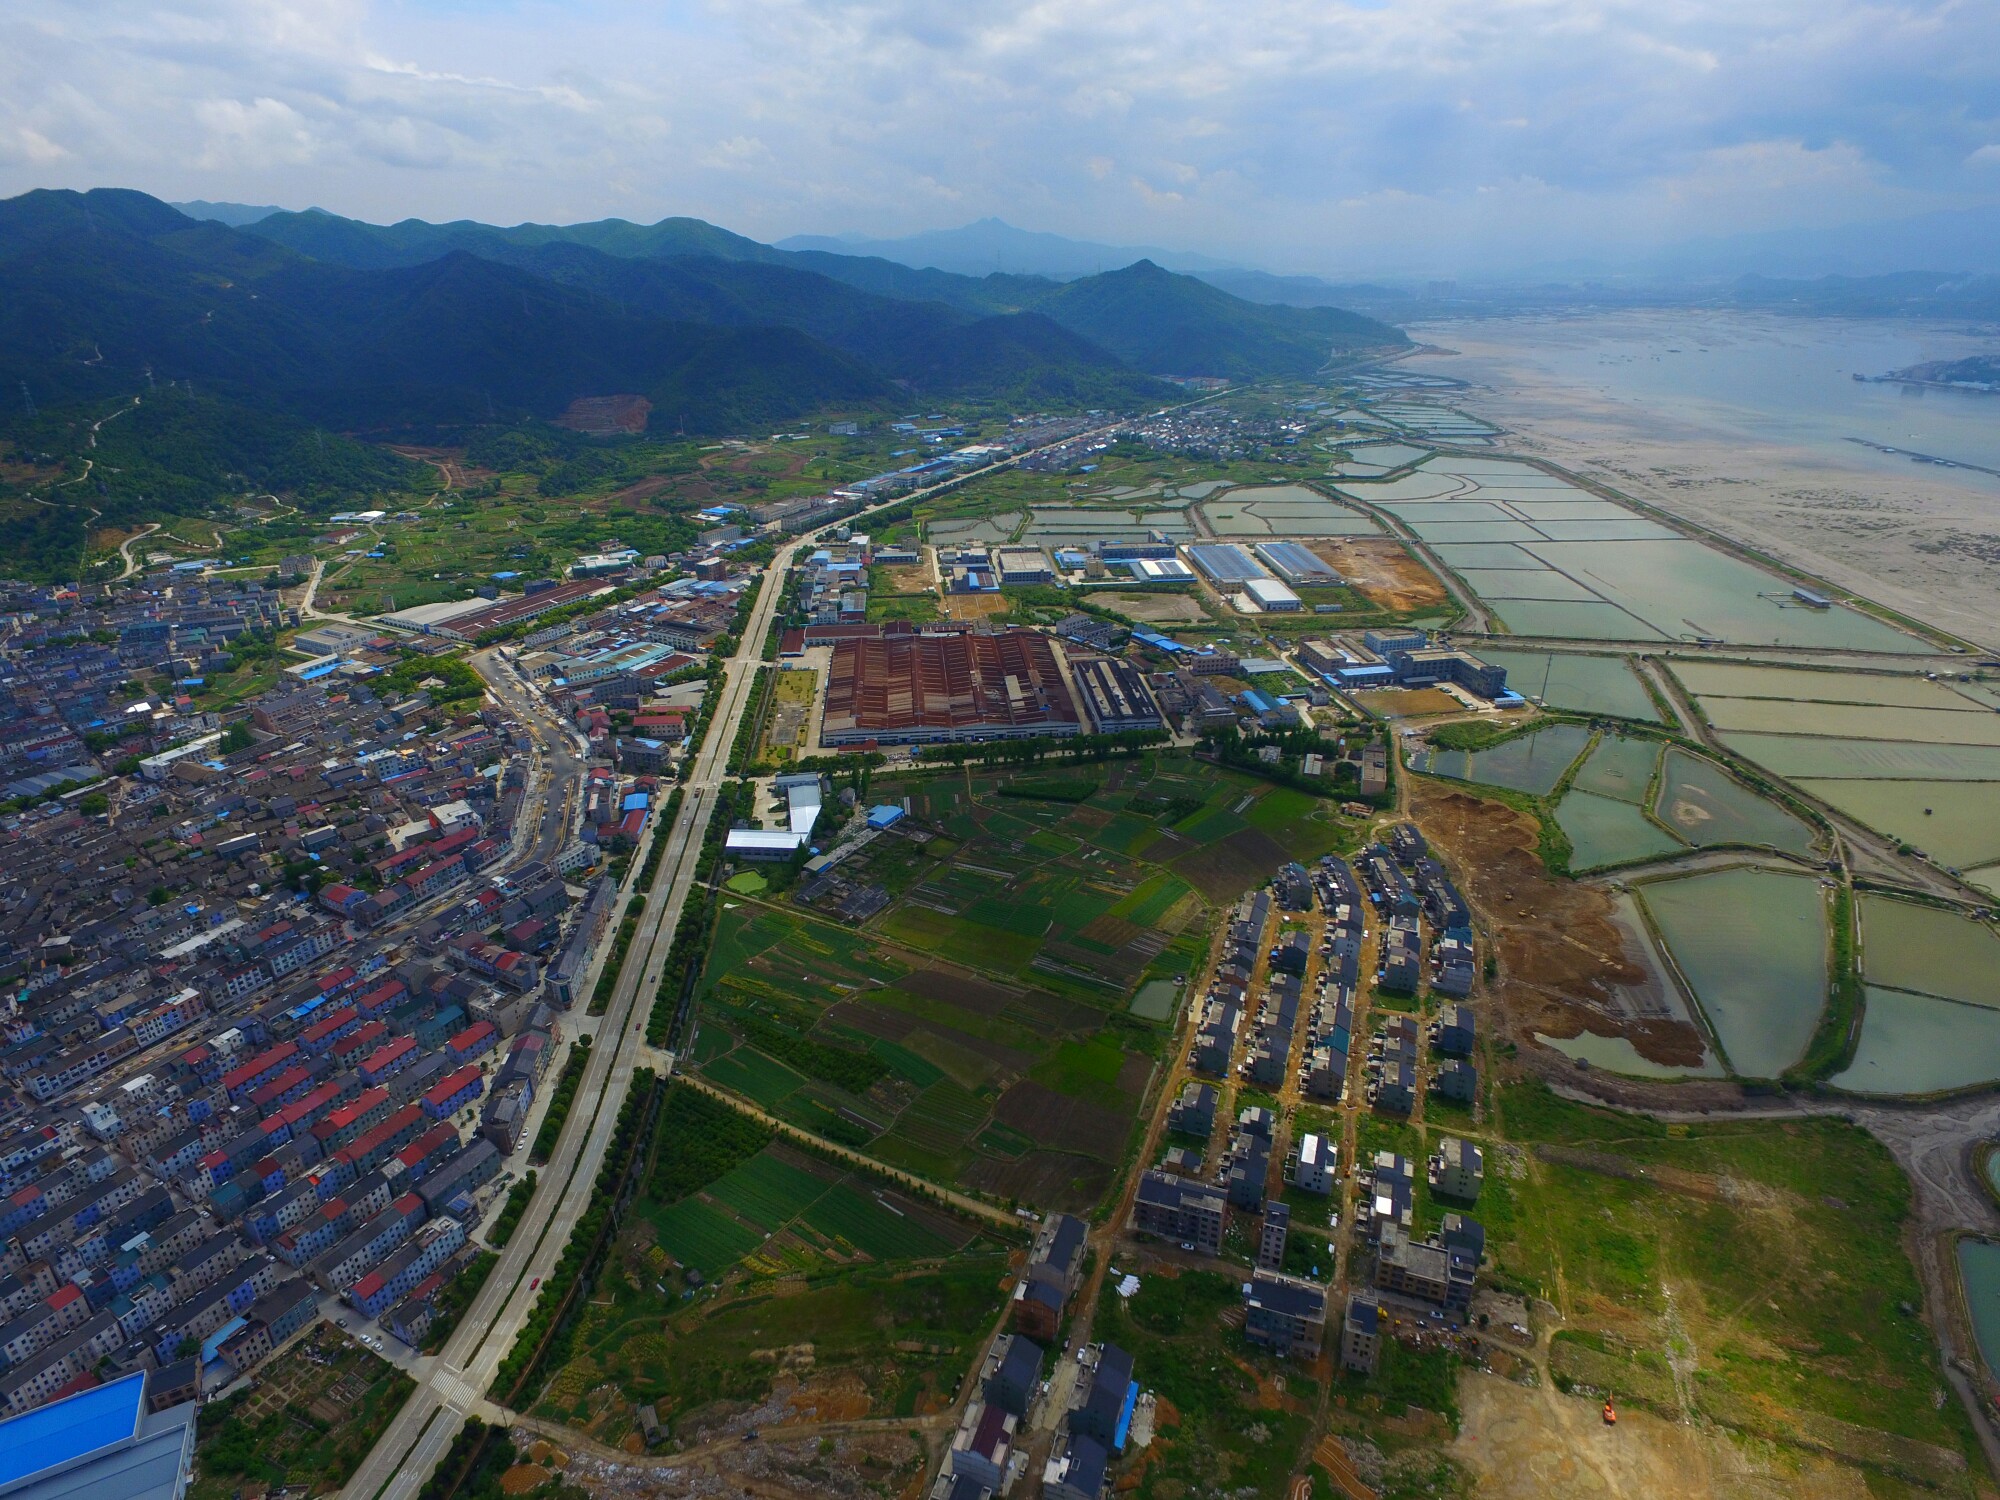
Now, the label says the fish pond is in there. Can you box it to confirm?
[1654,750,1816,854]
[1534,1029,1726,1079]
[1413,722,1591,796]
[1959,1239,2000,1383]
[1794,779,2000,870]
[1859,896,2000,1010]
[1639,867,1828,1077]
[1556,791,1683,872]
[1832,988,2000,1095]
[1479,649,1662,722]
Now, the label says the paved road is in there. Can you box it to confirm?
[115,523,159,580]
[338,539,799,1500]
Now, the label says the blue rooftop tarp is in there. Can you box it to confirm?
[1112,1377,1139,1450]
[0,1371,144,1489]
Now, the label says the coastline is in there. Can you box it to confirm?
[1401,311,2000,651]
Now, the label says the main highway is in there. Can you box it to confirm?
[338,530,799,1499]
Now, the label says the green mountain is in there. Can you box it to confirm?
[0,190,1175,430]
[0,190,896,430]
[1026,260,1404,377]
[236,206,1406,376]
[246,206,781,273]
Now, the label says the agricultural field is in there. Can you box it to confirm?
[692,754,1354,1210]
[528,1084,1010,1447]
[191,1331,415,1500]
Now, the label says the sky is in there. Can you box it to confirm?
[1,0,1996,276]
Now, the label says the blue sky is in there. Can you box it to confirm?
[1,0,1995,275]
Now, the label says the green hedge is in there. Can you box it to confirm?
[527,1039,591,1165]
[491,1071,659,1403]
[487,1173,538,1248]
[585,897,644,1017]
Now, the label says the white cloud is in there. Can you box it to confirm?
[0,127,69,166]
[0,0,1992,272]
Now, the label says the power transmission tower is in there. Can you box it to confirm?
[19,383,35,418]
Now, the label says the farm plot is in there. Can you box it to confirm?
[693,756,1323,1212]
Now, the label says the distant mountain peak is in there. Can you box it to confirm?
[773,221,1241,280]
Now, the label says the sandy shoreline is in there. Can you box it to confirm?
[1402,315,2000,651]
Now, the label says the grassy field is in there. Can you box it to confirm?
[532,1085,1010,1446]
[537,1254,1011,1444]
[693,753,1356,1212]
[190,1330,415,1500]
[1486,1082,1980,1470]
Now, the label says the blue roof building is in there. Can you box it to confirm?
[0,1371,197,1500]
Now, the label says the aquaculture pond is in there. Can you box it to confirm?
[1518,539,1925,652]
[1654,749,1815,855]
[1958,1239,2000,1383]
[1695,698,2000,745]
[1718,734,2000,781]
[1571,735,1660,803]
[1414,722,1591,796]
[1640,867,1828,1077]
[1795,779,2000,870]
[1859,896,2000,1010]
[1489,598,1662,640]
[1479,649,1662,722]
[1557,792,1683,872]
[1832,988,2000,1096]
[1670,661,1984,711]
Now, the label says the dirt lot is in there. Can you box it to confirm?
[1311,536,1450,611]
[1411,782,1708,1068]
[557,394,652,434]
[943,593,1011,620]
[1097,590,1210,623]
[1452,1373,1874,1500]
[1353,686,1464,718]
[881,562,935,593]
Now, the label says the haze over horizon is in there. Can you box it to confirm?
[2,0,1998,279]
